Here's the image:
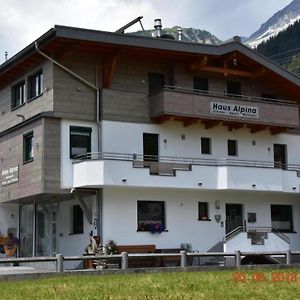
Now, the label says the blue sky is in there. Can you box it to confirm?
[0,0,293,62]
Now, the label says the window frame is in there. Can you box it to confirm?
[69,126,92,159]
[228,139,238,156]
[23,131,34,163]
[28,70,43,101]
[11,80,26,110]
[201,137,211,155]
[71,205,84,234]
[271,204,293,232]
[198,202,210,221]
[137,200,166,232]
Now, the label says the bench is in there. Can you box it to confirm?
[156,248,185,267]
[115,244,156,268]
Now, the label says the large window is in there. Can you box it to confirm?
[11,81,25,109]
[71,205,84,234]
[23,131,33,163]
[28,71,43,100]
[137,201,165,231]
[271,205,293,232]
[70,126,92,158]
[228,139,238,156]
[227,81,241,97]
[201,137,211,154]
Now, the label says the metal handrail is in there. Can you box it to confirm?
[153,85,298,106]
[72,152,300,172]
[224,226,290,244]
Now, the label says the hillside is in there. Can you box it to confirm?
[256,20,300,77]
[131,26,221,45]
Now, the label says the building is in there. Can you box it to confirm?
[0,22,300,264]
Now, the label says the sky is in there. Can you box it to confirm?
[0,0,293,63]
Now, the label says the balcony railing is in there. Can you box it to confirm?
[73,152,300,172]
[150,86,299,130]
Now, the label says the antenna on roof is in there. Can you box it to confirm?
[4,52,8,61]
[115,16,144,34]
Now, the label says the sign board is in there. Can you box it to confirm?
[210,101,259,119]
[1,165,19,186]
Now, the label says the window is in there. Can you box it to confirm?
[228,140,238,156]
[198,202,209,220]
[71,205,84,234]
[148,73,165,94]
[70,126,92,158]
[11,81,25,109]
[271,205,293,232]
[28,71,43,100]
[137,201,165,231]
[201,137,211,154]
[23,131,33,163]
[193,77,208,92]
[227,81,241,97]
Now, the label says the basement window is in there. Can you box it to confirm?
[271,205,293,232]
[11,81,26,110]
[137,201,165,231]
[28,70,43,100]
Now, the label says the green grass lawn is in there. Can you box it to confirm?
[1,269,300,299]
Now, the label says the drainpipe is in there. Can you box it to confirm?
[35,42,103,238]
[34,42,101,153]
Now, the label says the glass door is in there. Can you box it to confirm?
[19,204,34,257]
[226,204,243,234]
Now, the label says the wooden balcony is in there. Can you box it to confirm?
[150,87,299,134]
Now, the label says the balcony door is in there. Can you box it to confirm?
[226,204,243,234]
[273,144,287,169]
[143,133,159,161]
[148,73,165,94]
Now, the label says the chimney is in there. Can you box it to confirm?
[177,27,182,41]
[154,19,162,37]
[233,36,241,43]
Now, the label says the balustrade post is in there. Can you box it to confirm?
[180,250,187,268]
[286,250,291,265]
[235,250,241,267]
[121,252,128,270]
[56,254,64,273]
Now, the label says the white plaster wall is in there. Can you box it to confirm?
[101,120,300,165]
[0,204,18,236]
[101,188,300,253]
[56,196,96,269]
[61,119,98,188]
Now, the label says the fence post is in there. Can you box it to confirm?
[286,250,291,265]
[121,252,128,270]
[56,254,64,273]
[180,250,187,268]
[235,250,241,267]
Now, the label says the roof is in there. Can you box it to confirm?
[1,24,300,89]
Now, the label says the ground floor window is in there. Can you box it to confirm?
[137,201,165,232]
[271,204,293,232]
[71,205,84,234]
[198,202,209,220]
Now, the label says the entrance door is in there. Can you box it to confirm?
[274,144,287,169]
[143,133,159,161]
[226,204,243,234]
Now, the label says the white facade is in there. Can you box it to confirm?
[57,119,300,256]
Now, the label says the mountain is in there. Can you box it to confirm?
[245,0,300,48]
[132,26,221,45]
[255,20,300,77]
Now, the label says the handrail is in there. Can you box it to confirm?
[151,85,298,106]
[0,250,296,273]
[72,151,300,172]
[224,226,290,244]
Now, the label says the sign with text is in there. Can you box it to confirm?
[1,165,19,186]
[210,101,259,119]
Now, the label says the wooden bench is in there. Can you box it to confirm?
[115,244,156,268]
[156,248,185,267]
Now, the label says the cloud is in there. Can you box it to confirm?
[0,0,293,62]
